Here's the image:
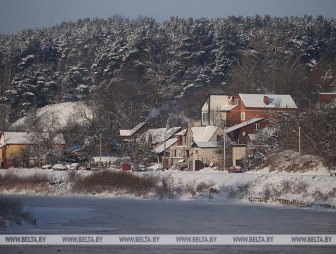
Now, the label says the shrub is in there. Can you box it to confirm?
[262,185,272,200]
[72,170,159,197]
[293,181,308,193]
[196,181,215,193]
[0,196,35,231]
[155,176,175,199]
[0,173,50,191]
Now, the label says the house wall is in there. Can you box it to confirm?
[228,120,266,144]
[201,95,229,126]
[191,147,219,170]
[0,143,65,168]
[3,144,27,160]
[232,146,248,166]
[318,93,336,103]
[170,146,191,166]
[229,102,294,125]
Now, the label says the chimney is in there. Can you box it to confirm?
[263,96,269,105]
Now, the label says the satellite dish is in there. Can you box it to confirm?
[243,131,246,136]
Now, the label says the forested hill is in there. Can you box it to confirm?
[1,15,336,127]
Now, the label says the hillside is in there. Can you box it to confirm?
[0,15,336,129]
[9,102,92,131]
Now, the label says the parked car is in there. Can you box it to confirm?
[78,162,91,170]
[228,165,244,173]
[70,163,79,170]
[132,164,146,172]
[52,164,68,171]
[41,164,52,169]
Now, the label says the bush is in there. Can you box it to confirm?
[155,176,175,199]
[0,173,50,191]
[72,170,159,197]
[0,196,35,231]
[196,182,214,193]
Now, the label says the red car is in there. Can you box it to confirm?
[228,166,244,173]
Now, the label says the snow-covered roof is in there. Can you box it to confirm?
[0,132,65,145]
[153,138,178,154]
[1,132,32,144]
[120,122,147,137]
[92,156,130,163]
[141,127,181,144]
[191,126,219,147]
[220,104,238,111]
[175,129,187,136]
[193,141,219,148]
[239,94,297,109]
[318,92,336,95]
[224,118,263,133]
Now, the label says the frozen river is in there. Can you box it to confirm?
[2,196,336,253]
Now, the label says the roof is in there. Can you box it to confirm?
[225,118,263,133]
[0,132,65,145]
[191,126,221,147]
[192,126,218,143]
[220,104,238,111]
[120,122,147,137]
[175,129,187,136]
[153,138,178,154]
[1,132,32,145]
[239,94,297,109]
[318,92,336,95]
[193,141,220,148]
[141,127,181,144]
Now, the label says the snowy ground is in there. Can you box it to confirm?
[1,164,335,208]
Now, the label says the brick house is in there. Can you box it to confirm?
[201,93,297,127]
[228,94,297,125]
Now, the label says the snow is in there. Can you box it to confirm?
[1,163,335,208]
[191,126,219,143]
[9,102,92,131]
[142,127,181,144]
[0,132,32,144]
[119,122,147,137]
[1,132,65,145]
[239,94,298,109]
[225,118,263,133]
[153,138,178,154]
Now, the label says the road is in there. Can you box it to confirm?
[1,196,336,254]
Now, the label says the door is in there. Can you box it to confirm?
[195,160,204,171]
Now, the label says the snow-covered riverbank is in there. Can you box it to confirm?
[1,165,335,208]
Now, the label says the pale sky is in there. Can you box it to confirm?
[1,0,336,35]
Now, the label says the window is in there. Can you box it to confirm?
[195,150,198,155]
[202,113,208,122]
[241,112,246,121]
[254,123,260,131]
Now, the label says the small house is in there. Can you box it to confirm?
[0,131,65,168]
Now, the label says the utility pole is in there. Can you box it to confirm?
[223,132,226,171]
[298,126,301,155]
[162,124,169,170]
[99,133,102,168]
